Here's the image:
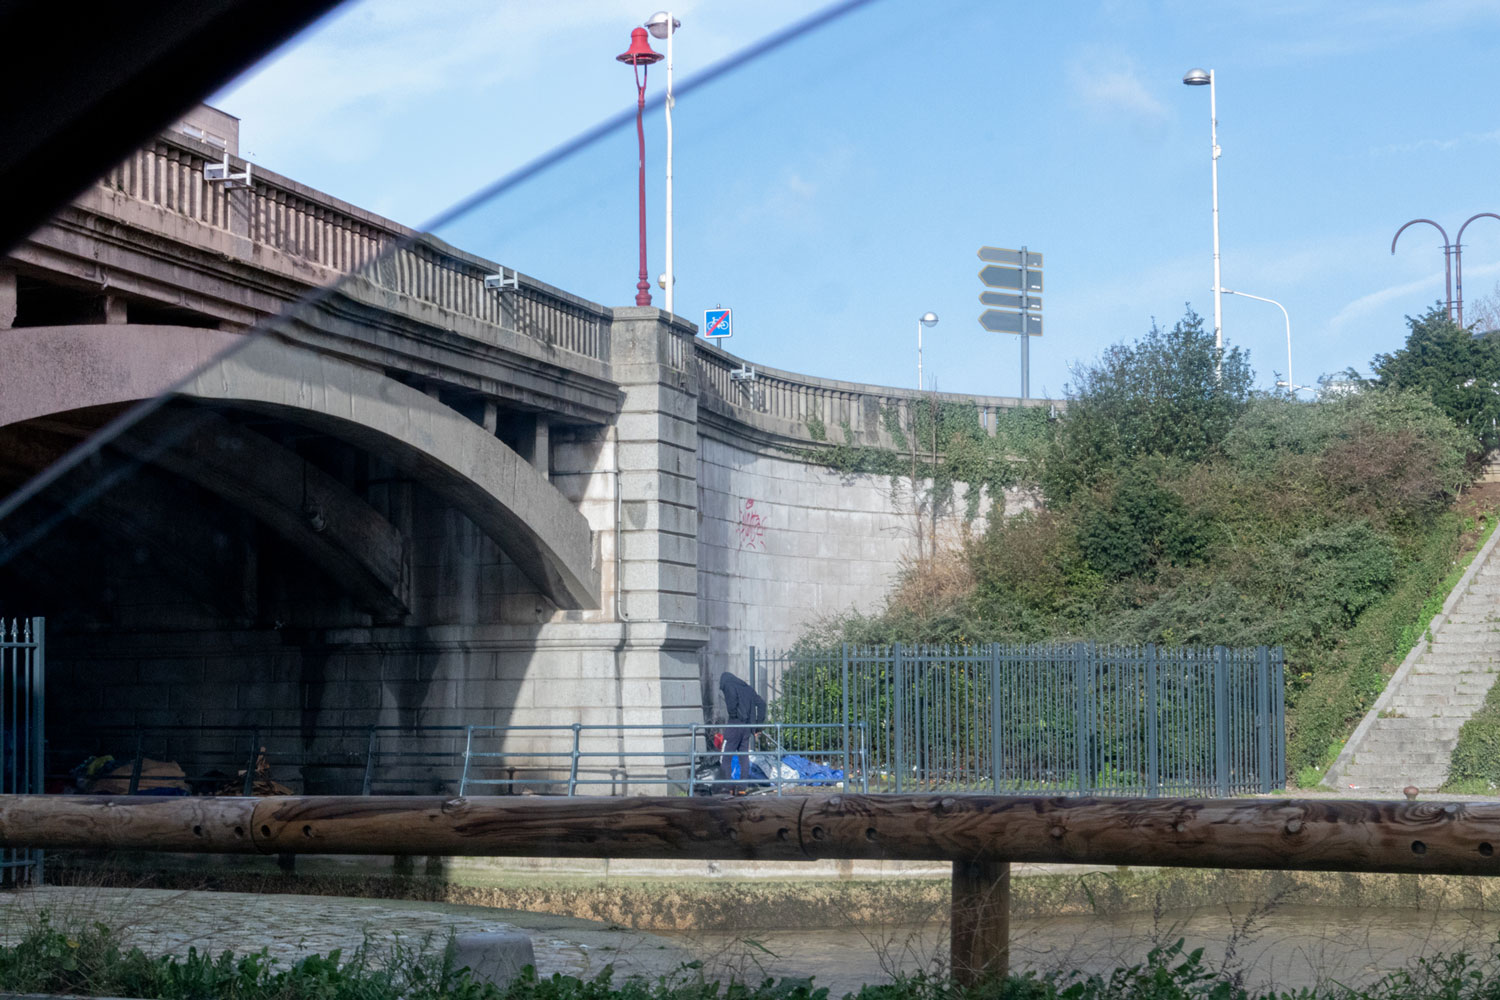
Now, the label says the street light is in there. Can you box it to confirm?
[1221,288,1300,396]
[917,312,938,390]
[1393,213,1500,325]
[645,11,680,315]
[617,28,663,307]
[1183,68,1223,353]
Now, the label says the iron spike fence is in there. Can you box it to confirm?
[756,642,1285,796]
[1,618,43,885]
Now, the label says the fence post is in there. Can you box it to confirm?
[1256,645,1272,793]
[951,858,1010,986]
[242,728,259,796]
[1074,643,1089,794]
[128,731,144,796]
[1146,644,1159,798]
[893,644,906,794]
[361,727,378,796]
[841,644,851,787]
[29,618,44,886]
[991,643,1002,794]
[1214,646,1229,796]
[458,726,474,797]
[748,646,758,701]
[1274,647,1287,788]
[567,723,582,795]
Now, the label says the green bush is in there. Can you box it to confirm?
[797,308,1485,784]
[1041,310,1253,504]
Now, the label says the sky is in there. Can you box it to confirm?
[210,0,1500,402]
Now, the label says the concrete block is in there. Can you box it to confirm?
[450,930,535,988]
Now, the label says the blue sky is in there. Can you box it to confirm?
[213,0,1500,401]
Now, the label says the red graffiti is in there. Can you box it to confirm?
[736,498,766,550]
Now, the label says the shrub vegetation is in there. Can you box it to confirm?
[796,306,1493,782]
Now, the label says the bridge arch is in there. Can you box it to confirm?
[0,324,600,610]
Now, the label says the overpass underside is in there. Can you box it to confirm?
[0,127,1040,794]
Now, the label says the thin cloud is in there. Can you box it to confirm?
[1068,56,1168,125]
[1323,266,1500,335]
[1371,128,1500,156]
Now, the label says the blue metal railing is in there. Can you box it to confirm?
[47,720,868,799]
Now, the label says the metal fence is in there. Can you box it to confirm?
[47,721,864,799]
[2,618,43,885]
[755,642,1286,797]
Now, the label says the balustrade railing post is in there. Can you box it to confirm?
[951,858,1010,986]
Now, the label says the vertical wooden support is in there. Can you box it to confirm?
[951,858,1010,986]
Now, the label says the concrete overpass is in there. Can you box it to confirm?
[0,121,1053,788]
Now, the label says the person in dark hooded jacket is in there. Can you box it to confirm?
[718,671,766,786]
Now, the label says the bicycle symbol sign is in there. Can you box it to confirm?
[703,308,732,339]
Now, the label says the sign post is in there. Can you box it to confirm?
[977,247,1043,399]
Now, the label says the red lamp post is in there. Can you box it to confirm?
[617,27,663,307]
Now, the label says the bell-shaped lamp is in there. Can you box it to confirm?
[617,27,663,65]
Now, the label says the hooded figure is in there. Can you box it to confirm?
[718,671,767,785]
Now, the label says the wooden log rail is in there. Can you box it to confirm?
[5,793,1500,984]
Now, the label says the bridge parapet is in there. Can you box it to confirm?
[95,132,610,364]
[695,339,1059,450]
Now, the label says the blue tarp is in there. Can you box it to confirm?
[749,753,843,785]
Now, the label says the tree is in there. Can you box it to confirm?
[1372,304,1500,449]
[1041,309,1254,503]
[1466,281,1500,336]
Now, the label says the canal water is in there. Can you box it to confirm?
[669,905,1500,996]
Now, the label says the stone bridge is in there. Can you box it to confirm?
[0,119,1052,790]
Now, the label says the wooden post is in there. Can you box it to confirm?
[951,858,1009,986]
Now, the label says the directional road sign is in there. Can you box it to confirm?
[703,307,732,339]
[978,264,1043,292]
[979,291,1042,311]
[979,309,1043,336]
[978,246,1043,268]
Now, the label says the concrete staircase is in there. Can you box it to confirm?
[1325,525,1500,794]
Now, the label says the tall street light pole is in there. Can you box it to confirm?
[1183,68,1222,353]
[917,312,938,390]
[618,28,662,307]
[1222,288,1298,396]
[646,12,680,315]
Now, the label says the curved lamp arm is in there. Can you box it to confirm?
[1392,218,1454,319]
[1454,213,1500,327]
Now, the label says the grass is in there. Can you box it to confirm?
[11,913,1500,1000]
